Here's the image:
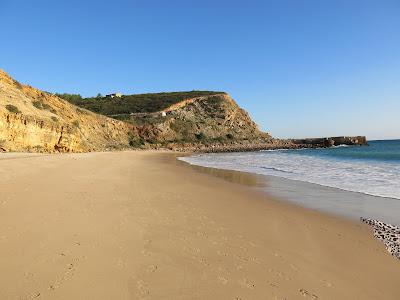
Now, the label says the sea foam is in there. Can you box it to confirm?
[179,149,400,200]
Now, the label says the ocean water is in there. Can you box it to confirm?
[179,140,400,225]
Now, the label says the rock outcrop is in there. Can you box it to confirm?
[0,69,137,152]
[291,136,367,147]
[361,217,400,260]
[130,93,271,147]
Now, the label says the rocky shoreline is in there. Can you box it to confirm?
[361,217,400,261]
[292,136,367,147]
[161,136,368,153]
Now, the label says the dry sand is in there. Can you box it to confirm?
[0,151,399,299]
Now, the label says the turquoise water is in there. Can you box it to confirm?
[288,140,400,163]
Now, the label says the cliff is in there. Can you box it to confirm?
[128,93,271,148]
[0,70,366,153]
[0,69,138,152]
[0,70,270,152]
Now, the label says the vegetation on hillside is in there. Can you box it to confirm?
[56,91,224,116]
[5,104,21,114]
[32,100,57,114]
[54,91,267,148]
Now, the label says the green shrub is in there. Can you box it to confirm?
[32,101,50,110]
[32,101,42,109]
[51,116,58,122]
[195,132,206,140]
[170,119,191,132]
[5,104,21,114]
[213,136,225,143]
[128,132,145,148]
[72,120,80,128]
[207,95,223,106]
[14,81,23,90]
[32,100,56,114]
[58,91,224,116]
[55,93,83,102]
[32,145,44,152]
[226,133,234,139]
[76,107,88,114]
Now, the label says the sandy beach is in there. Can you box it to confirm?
[0,151,399,300]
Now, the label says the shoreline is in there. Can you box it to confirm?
[161,137,367,153]
[0,151,399,299]
[179,156,400,225]
[179,149,400,227]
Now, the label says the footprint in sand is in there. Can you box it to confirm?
[289,263,300,272]
[239,278,255,289]
[248,241,258,247]
[268,268,291,281]
[320,279,333,288]
[48,255,85,292]
[273,252,284,259]
[141,239,153,256]
[218,276,229,285]
[299,288,319,299]
[23,271,34,279]
[117,258,126,269]
[26,292,41,299]
[146,264,158,273]
[217,250,229,257]
[198,257,210,266]
[267,280,278,288]
[217,226,227,233]
[19,291,41,300]
[136,279,150,297]
[49,262,75,290]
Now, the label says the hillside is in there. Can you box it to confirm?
[0,70,138,152]
[131,94,270,146]
[0,70,272,152]
[58,91,223,115]
[60,92,272,149]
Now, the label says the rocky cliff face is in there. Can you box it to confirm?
[128,93,271,148]
[0,70,270,153]
[0,70,137,152]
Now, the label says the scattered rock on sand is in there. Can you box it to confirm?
[361,217,400,260]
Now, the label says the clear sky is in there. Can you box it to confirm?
[1,0,399,139]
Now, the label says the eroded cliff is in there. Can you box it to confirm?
[0,69,366,153]
[0,70,137,152]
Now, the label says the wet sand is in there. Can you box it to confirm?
[0,151,399,299]
[184,159,400,227]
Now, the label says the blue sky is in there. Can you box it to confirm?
[1,0,399,139]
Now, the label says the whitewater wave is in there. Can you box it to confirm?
[179,151,400,200]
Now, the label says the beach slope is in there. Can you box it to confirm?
[0,152,399,299]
